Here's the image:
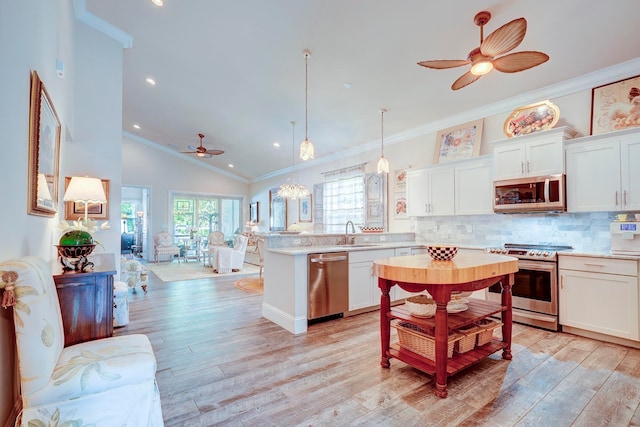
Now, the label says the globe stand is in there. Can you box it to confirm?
[56,244,96,272]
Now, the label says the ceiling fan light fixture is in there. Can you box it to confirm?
[470,59,493,76]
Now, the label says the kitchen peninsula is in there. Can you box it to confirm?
[374,252,519,398]
[260,232,425,334]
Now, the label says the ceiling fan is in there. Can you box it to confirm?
[417,11,549,90]
[181,133,224,158]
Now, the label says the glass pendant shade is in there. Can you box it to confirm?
[377,108,389,174]
[299,138,314,161]
[299,49,315,161]
[377,156,390,174]
[278,121,309,199]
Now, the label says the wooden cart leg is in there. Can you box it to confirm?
[379,278,391,368]
[501,273,514,361]
[434,300,449,398]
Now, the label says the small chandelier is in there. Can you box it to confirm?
[299,49,315,161]
[377,108,390,174]
[278,121,310,200]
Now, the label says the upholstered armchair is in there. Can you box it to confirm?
[211,234,249,273]
[153,231,181,263]
[201,231,226,266]
[0,256,163,426]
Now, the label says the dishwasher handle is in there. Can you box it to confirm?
[310,255,348,263]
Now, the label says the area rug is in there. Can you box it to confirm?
[148,261,260,282]
[234,277,263,294]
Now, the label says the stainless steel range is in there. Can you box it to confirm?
[485,243,573,331]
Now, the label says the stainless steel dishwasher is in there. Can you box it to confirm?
[307,251,349,321]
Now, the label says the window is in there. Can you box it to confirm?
[322,164,365,234]
[171,193,242,243]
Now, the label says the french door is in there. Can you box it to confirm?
[171,193,242,244]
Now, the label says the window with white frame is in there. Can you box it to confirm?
[322,164,366,233]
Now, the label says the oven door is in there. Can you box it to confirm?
[487,259,557,315]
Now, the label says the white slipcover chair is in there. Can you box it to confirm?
[0,256,163,426]
[153,231,181,263]
[212,234,249,273]
[201,231,226,266]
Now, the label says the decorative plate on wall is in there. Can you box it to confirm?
[503,100,560,137]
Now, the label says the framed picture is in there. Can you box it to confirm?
[434,119,483,164]
[250,201,259,223]
[269,188,287,231]
[64,177,110,220]
[394,192,407,219]
[298,195,312,222]
[591,75,640,135]
[28,70,61,217]
[503,100,560,137]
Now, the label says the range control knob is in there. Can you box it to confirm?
[542,251,550,257]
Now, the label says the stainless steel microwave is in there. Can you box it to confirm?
[493,174,566,213]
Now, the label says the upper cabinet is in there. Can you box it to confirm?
[566,128,640,212]
[491,127,577,180]
[406,156,493,217]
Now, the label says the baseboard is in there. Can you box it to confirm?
[262,302,307,334]
[3,398,20,427]
[562,325,640,349]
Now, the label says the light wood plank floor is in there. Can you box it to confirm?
[116,269,640,426]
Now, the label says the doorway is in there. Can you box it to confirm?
[121,186,150,260]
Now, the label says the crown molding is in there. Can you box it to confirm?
[123,131,249,184]
[73,0,133,48]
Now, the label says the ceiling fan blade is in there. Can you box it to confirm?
[180,151,196,154]
[451,71,482,90]
[480,17,527,57]
[493,51,549,73]
[187,145,199,151]
[417,59,470,69]
[206,149,225,156]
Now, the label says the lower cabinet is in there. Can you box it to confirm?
[392,247,422,302]
[559,255,639,341]
[348,248,395,311]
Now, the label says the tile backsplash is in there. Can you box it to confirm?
[411,212,625,253]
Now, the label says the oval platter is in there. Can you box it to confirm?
[503,100,560,137]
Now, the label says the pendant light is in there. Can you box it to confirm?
[278,121,310,200]
[377,108,390,174]
[299,49,315,161]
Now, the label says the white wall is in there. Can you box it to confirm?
[0,1,123,423]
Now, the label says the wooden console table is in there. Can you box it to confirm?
[374,252,518,398]
[53,253,117,347]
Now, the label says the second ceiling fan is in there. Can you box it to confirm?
[181,133,224,158]
[418,11,549,90]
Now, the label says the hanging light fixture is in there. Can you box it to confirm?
[377,108,390,174]
[299,49,315,161]
[278,121,310,200]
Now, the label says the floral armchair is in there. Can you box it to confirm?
[153,231,181,263]
[0,256,163,426]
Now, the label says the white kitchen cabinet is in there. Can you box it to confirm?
[455,157,494,215]
[566,128,640,212]
[492,127,576,180]
[348,248,395,312]
[406,166,454,216]
[392,247,421,302]
[559,255,639,341]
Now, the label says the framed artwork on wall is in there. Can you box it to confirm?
[250,201,259,223]
[434,119,483,164]
[64,177,110,220]
[28,70,61,217]
[591,75,640,135]
[298,195,312,222]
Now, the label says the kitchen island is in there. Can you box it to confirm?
[374,252,518,398]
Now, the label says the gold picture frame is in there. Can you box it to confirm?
[503,100,560,137]
[298,195,312,223]
[434,119,483,164]
[28,70,61,217]
[591,75,640,135]
[64,176,110,220]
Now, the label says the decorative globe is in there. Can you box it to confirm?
[59,230,94,246]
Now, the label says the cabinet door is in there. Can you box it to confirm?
[526,137,563,176]
[455,158,493,215]
[621,136,640,211]
[559,269,639,340]
[406,169,430,216]
[392,248,419,301]
[493,143,526,180]
[429,167,455,216]
[566,139,621,212]
[348,262,375,311]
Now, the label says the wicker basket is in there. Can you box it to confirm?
[392,321,460,361]
[476,318,503,346]
[455,324,481,353]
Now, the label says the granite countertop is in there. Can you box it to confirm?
[269,241,427,256]
[556,249,640,261]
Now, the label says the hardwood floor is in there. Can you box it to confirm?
[116,270,640,426]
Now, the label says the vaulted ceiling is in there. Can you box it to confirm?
[85,0,640,182]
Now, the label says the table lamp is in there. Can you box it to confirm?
[63,176,107,226]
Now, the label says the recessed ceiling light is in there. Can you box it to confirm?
[133,124,141,129]
[343,82,352,89]
[273,142,280,148]
[228,164,234,168]
[151,0,163,5]
[145,77,156,86]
